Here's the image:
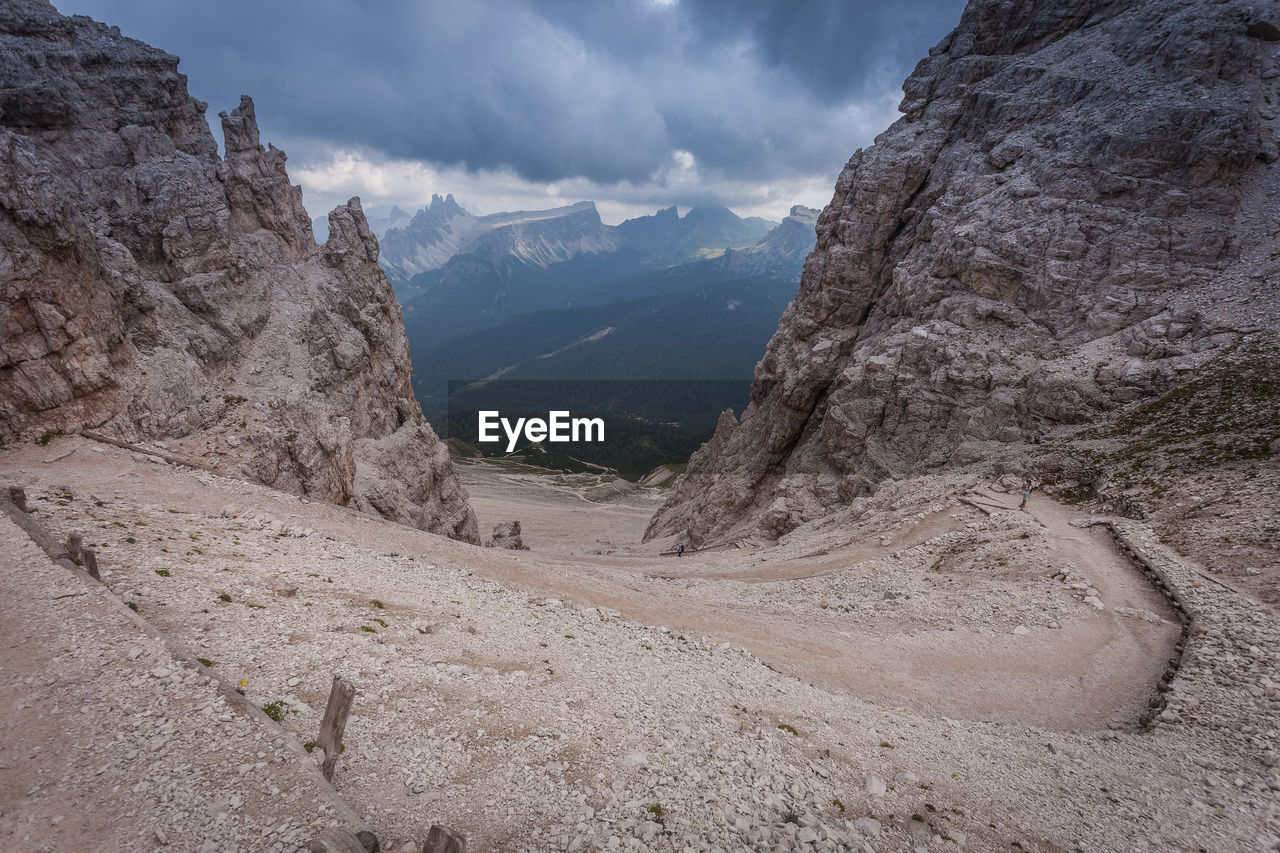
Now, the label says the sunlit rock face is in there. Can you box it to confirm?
[0,0,479,543]
[647,0,1279,546]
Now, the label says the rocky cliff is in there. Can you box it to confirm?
[648,0,1280,548]
[0,0,479,543]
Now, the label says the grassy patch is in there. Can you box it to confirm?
[1041,334,1280,512]
[261,701,288,722]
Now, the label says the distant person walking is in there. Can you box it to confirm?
[677,543,685,558]
[1019,477,1034,510]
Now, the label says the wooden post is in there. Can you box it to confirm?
[66,532,83,564]
[7,486,27,512]
[317,675,355,781]
[83,548,100,581]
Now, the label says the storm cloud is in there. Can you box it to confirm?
[54,0,965,219]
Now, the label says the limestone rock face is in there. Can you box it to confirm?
[487,521,527,550]
[0,0,479,543]
[648,0,1280,546]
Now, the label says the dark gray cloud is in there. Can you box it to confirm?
[52,0,964,217]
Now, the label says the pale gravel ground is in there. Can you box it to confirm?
[0,513,353,853]
[1,436,1278,852]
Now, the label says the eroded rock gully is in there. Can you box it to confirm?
[0,0,478,542]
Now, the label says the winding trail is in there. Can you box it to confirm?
[5,440,1183,732]
[459,465,1185,731]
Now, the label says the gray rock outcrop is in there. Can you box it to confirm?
[647,0,1280,546]
[0,0,479,543]
[487,521,527,550]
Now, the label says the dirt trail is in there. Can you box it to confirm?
[4,441,1181,733]
[458,466,1184,730]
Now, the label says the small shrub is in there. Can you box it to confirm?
[126,602,138,612]
[361,625,377,633]
[155,569,171,577]
[195,657,215,667]
[777,723,799,736]
[832,798,845,814]
[261,701,287,722]
[646,803,666,826]
[36,429,64,446]
[217,593,231,602]
[783,813,799,825]
[370,599,386,609]
[370,617,388,628]
[879,741,894,749]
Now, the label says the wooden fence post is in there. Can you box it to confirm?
[66,532,83,564]
[83,548,100,581]
[317,675,356,782]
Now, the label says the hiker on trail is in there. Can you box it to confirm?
[1019,477,1034,510]
[677,543,685,557]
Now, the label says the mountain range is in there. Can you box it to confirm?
[387,202,819,428]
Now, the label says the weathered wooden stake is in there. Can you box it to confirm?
[317,674,356,781]
[83,548,100,581]
[66,532,84,564]
[7,486,27,512]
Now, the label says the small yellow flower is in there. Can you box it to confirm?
[239,679,247,687]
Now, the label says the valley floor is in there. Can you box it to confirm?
[1,436,1277,852]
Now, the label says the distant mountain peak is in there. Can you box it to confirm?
[428,192,466,216]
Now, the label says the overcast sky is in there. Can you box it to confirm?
[56,0,966,224]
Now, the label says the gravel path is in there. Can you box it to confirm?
[1,436,1277,851]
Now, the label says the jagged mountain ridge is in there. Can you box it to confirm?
[397,202,803,347]
[0,0,479,542]
[378,198,776,284]
[715,205,820,278]
[647,0,1280,548]
[378,196,623,282]
[404,206,816,418]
